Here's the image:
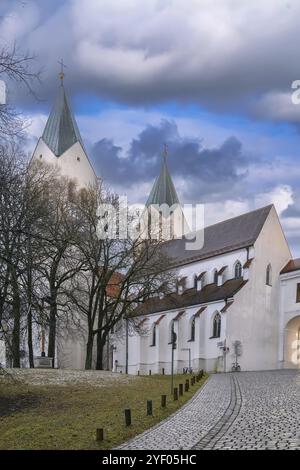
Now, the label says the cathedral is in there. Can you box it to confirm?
[26,78,300,373]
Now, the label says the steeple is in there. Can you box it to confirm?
[31,66,97,188]
[143,145,189,240]
[146,144,180,207]
[42,71,83,157]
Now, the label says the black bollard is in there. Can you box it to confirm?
[147,400,153,416]
[173,387,178,401]
[162,368,165,375]
[179,383,183,396]
[124,409,131,426]
[185,379,189,392]
[161,395,167,407]
[96,428,104,441]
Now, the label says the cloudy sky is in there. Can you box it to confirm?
[1,0,300,254]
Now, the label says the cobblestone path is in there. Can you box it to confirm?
[119,370,300,450]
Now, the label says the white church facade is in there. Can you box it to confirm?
[113,205,300,373]
[3,77,299,374]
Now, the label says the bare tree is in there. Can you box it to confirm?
[67,185,176,370]
[0,43,41,138]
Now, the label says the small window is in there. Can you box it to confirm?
[234,261,242,279]
[213,269,218,284]
[77,156,80,161]
[190,316,195,342]
[39,154,42,159]
[193,275,198,289]
[176,277,186,294]
[296,283,300,303]
[151,324,156,346]
[266,264,272,286]
[212,312,221,338]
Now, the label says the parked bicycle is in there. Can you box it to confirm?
[231,362,241,372]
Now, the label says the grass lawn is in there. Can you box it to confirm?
[0,371,207,450]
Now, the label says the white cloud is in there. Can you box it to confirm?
[254,91,300,123]
[255,185,293,216]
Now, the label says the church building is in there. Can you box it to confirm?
[16,76,300,373]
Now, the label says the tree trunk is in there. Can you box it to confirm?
[27,238,34,368]
[96,331,106,370]
[27,307,34,368]
[47,291,57,367]
[85,332,94,369]
[11,271,20,368]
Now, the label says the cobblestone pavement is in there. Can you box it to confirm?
[119,370,300,450]
[118,374,232,450]
[213,370,300,450]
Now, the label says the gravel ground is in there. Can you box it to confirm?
[0,368,136,387]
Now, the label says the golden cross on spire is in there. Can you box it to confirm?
[58,58,67,84]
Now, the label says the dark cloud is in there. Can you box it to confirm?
[1,0,300,123]
[91,119,248,202]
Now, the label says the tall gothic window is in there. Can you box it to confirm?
[151,324,156,346]
[193,274,198,289]
[170,211,174,239]
[296,283,300,303]
[213,269,218,284]
[212,312,221,338]
[190,316,196,342]
[234,261,242,278]
[266,264,272,286]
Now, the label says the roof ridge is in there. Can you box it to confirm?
[202,204,273,231]
[162,204,273,245]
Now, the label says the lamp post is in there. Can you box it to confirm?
[125,317,129,374]
[170,328,177,394]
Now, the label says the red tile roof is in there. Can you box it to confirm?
[220,300,234,313]
[218,266,228,275]
[281,258,300,274]
[173,310,185,321]
[133,278,247,316]
[243,258,254,269]
[194,306,207,317]
[155,314,166,325]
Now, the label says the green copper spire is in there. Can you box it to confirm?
[42,72,83,157]
[146,144,180,207]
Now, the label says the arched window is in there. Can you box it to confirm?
[193,274,198,289]
[190,316,195,342]
[213,269,218,284]
[234,261,242,279]
[159,212,163,237]
[266,264,272,286]
[151,324,156,346]
[212,312,221,338]
[170,211,174,239]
